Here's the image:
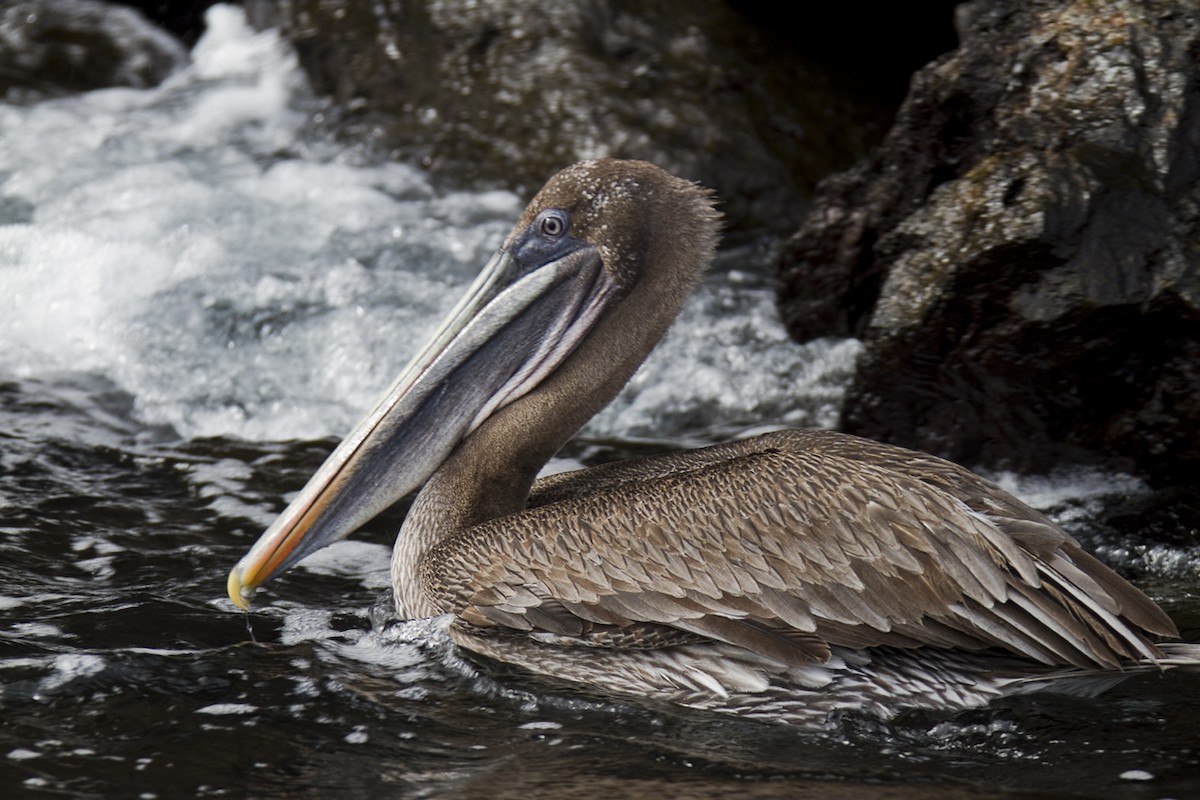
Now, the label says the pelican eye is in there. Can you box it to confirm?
[537,210,568,239]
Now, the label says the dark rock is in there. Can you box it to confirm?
[778,0,1200,485]
[731,3,961,116]
[241,0,893,240]
[0,0,189,97]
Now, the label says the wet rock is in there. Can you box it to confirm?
[241,0,892,240]
[0,0,188,97]
[778,0,1200,484]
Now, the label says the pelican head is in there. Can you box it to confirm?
[228,160,721,609]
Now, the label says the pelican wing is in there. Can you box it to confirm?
[425,430,1175,670]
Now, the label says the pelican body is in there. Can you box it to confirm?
[228,160,1194,725]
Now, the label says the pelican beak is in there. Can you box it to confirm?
[227,234,619,609]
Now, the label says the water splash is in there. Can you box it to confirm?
[0,6,517,441]
[0,5,849,446]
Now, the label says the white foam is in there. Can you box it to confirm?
[1118,769,1154,781]
[0,6,519,442]
[537,456,585,477]
[517,720,563,730]
[279,608,338,646]
[7,749,41,761]
[0,596,26,610]
[195,702,258,715]
[75,556,117,580]
[38,653,106,694]
[990,467,1147,513]
[589,279,862,438]
[0,4,853,447]
[10,622,62,639]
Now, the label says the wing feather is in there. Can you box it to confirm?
[425,429,1172,671]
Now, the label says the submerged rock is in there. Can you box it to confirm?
[779,0,1200,484]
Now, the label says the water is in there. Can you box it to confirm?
[2,6,1199,799]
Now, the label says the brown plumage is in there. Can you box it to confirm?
[230,159,1195,725]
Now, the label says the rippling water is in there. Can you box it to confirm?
[2,7,1199,799]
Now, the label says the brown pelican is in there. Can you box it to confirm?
[227,159,1196,725]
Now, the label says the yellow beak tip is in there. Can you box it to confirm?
[226,566,253,611]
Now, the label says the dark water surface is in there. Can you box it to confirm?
[2,373,1199,799]
[2,6,1200,799]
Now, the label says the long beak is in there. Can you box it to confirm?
[227,241,618,609]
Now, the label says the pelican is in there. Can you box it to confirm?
[227,159,1196,725]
